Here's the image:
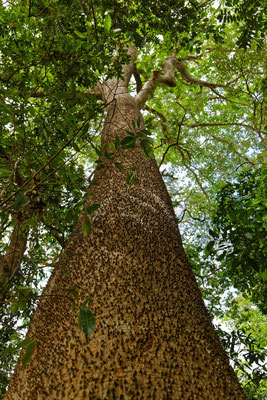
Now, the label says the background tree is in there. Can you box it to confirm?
[204,167,267,313]
[0,0,266,398]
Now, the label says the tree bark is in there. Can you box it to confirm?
[0,222,28,288]
[5,74,245,399]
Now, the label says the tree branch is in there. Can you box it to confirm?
[173,58,239,89]
[135,56,176,109]
[159,114,186,167]
[210,87,252,109]
[144,105,167,136]
[209,134,256,164]
[195,265,225,279]
[41,218,65,248]
[0,221,28,288]
[185,163,211,204]
[184,121,267,136]
[133,66,143,93]
[178,207,206,223]
[120,45,138,88]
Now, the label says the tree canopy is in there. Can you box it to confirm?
[0,0,266,398]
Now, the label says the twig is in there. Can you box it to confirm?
[90,0,98,42]
[195,265,225,279]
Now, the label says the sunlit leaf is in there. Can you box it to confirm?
[104,14,111,32]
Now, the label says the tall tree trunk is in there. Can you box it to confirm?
[5,74,245,399]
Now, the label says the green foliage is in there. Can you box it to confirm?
[205,167,267,313]
[3,337,36,368]
[217,295,267,399]
[218,326,267,399]
[216,0,267,48]
[0,0,266,397]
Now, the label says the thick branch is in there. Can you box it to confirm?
[133,66,143,93]
[173,58,238,88]
[121,45,138,88]
[135,57,176,109]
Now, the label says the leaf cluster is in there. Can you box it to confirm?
[205,167,267,314]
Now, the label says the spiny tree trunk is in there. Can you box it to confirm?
[5,56,246,400]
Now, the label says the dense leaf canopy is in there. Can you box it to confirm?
[0,0,266,398]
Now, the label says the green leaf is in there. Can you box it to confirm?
[126,172,131,184]
[259,269,267,281]
[71,301,76,315]
[85,203,100,215]
[3,338,33,356]
[137,116,141,128]
[121,136,135,145]
[140,140,154,158]
[95,146,101,156]
[28,106,36,116]
[82,215,91,236]
[104,14,111,32]
[78,305,95,341]
[126,169,137,185]
[104,151,114,160]
[126,130,135,136]
[115,162,124,171]
[21,340,35,367]
[72,142,80,152]
[121,136,136,149]
[209,228,217,238]
[131,174,137,184]
[74,30,86,39]
[114,134,120,149]
[0,169,10,178]
[145,116,154,127]
[19,338,34,348]
[73,40,82,51]
[14,192,29,210]
[82,122,89,135]
[96,164,105,170]
[205,240,215,255]
[142,128,153,136]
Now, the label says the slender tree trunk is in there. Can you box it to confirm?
[5,73,245,399]
[0,222,28,304]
